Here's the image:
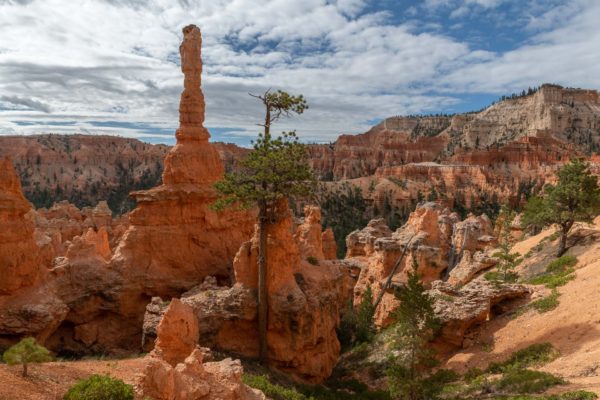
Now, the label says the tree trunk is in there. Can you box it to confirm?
[22,362,28,377]
[557,227,568,257]
[258,204,268,364]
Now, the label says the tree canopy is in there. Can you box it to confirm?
[522,158,600,256]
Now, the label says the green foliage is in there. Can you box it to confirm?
[531,289,561,313]
[545,255,578,273]
[495,369,565,394]
[487,390,597,400]
[463,367,485,382]
[306,256,319,266]
[213,131,316,212]
[490,205,521,283]
[2,337,52,377]
[243,374,311,400]
[522,159,600,256]
[528,269,575,289]
[318,183,369,258]
[337,287,375,349]
[63,375,134,400]
[355,286,376,344]
[387,266,441,400]
[487,343,559,373]
[242,374,390,400]
[547,391,598,400]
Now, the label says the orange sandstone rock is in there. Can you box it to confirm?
[0,157,45,295]
[114,24,254,297]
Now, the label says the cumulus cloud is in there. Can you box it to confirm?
[0,0,598,144]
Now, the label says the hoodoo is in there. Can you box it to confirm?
[113,25,254,298]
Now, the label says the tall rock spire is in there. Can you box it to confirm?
[176,24,208,142]
[116,24,254,299]
[162,24,223,185]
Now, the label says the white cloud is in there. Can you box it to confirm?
[0,0,598,144]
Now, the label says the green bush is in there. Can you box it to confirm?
[2,337,52,377]
[63,375,134,400]
[550,391,599,400]
[531,289,561,313]
[546,255,578,273]
[487,343,559,373]
[242,374,310,400]
[485,270,519,283]
[463,367,485,382]
[495,369,565,394]
[528,255,577,288]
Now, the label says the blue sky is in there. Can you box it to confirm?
[0,0,598,145]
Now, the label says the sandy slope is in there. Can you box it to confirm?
[445,221,600,394]
[0,358,145,400]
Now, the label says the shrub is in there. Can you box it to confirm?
[242,374,310,400]
[529,256,578,288]
[306,256,319,266]
[463,367,485,382]
[63,375,134,400]
[531,289,561,313]
[550,391,599,400]
[546,255,578,273]
[495,369,565,394]
[2,337,52,377]
[487,343,559,373]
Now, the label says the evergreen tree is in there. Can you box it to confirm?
[3,337,52,377]
[387,263,441,400]
[490,205,521,282]
[213,89,315,364]
[522,159,600,256]
[355,285,375,343]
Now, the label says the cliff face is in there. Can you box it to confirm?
[0,135,247,214]
[310,84,600,182]
[0,135,168,213]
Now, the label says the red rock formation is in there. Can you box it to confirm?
[113,25,254,297]
[136,295,265,400]
[142,204,352,382]
[230,202,348,382]
[348,203,500,326]
[295,205,325,260]
[322,227,337,260]
[0,157,45,294]
[152,299,199,367]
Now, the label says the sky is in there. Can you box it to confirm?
[0,0,599,146]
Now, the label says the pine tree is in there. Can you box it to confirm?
[490,205,521,282]
[3,337,52,377]
[213,89,315,364]
[522,159,600,256]
[355,286,375,343]
[387,263,441,400]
